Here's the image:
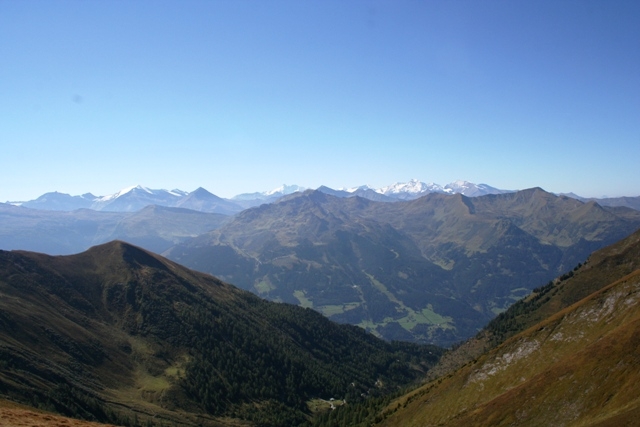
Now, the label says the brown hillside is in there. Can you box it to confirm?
[427,226,640,381]
[0,399,120,427]
[376,232,640,426]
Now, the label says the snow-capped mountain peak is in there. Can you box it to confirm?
[97,185,151,202]
[370,179,511,199]
[444,181,508,197]
[443,180,473,193]
[377,179,441,197]
[341,184,375,193]
[90,185,186,212]
[264,184,306,197]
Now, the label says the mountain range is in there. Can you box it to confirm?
[0,183,512,256]
[12,185,244,215]
[7,180,510,213]
[164,187,640,346]
[9,180,640,214]
[3,182,640,347]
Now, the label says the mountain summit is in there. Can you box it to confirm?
[174,187,240,215]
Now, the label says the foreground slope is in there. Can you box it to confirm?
[375,228,640,427]
[0,399,119,427]
[0,241,441,426]
[165,188,640,344]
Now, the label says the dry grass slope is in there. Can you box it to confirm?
[376,231,640,427]
[0,400,120,427]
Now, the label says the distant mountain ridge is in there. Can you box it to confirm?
[562,192,640,211]
[9,180,640,213]
[14,185,245,215]
[5,180,512,213]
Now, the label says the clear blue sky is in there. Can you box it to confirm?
[1,0,639,201]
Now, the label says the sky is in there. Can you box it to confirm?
[1,0,639,201]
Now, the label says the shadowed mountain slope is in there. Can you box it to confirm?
[165,188,640,345]
[370,227,640,427]
[0,241,441,426]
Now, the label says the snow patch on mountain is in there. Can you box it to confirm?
[377,179,444,197]
[341,185,375,193]
[96,185,147,202]
[316,179,514,201]
[444,181,510,197]
[264,184,306,197]
[169,189,189,197]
